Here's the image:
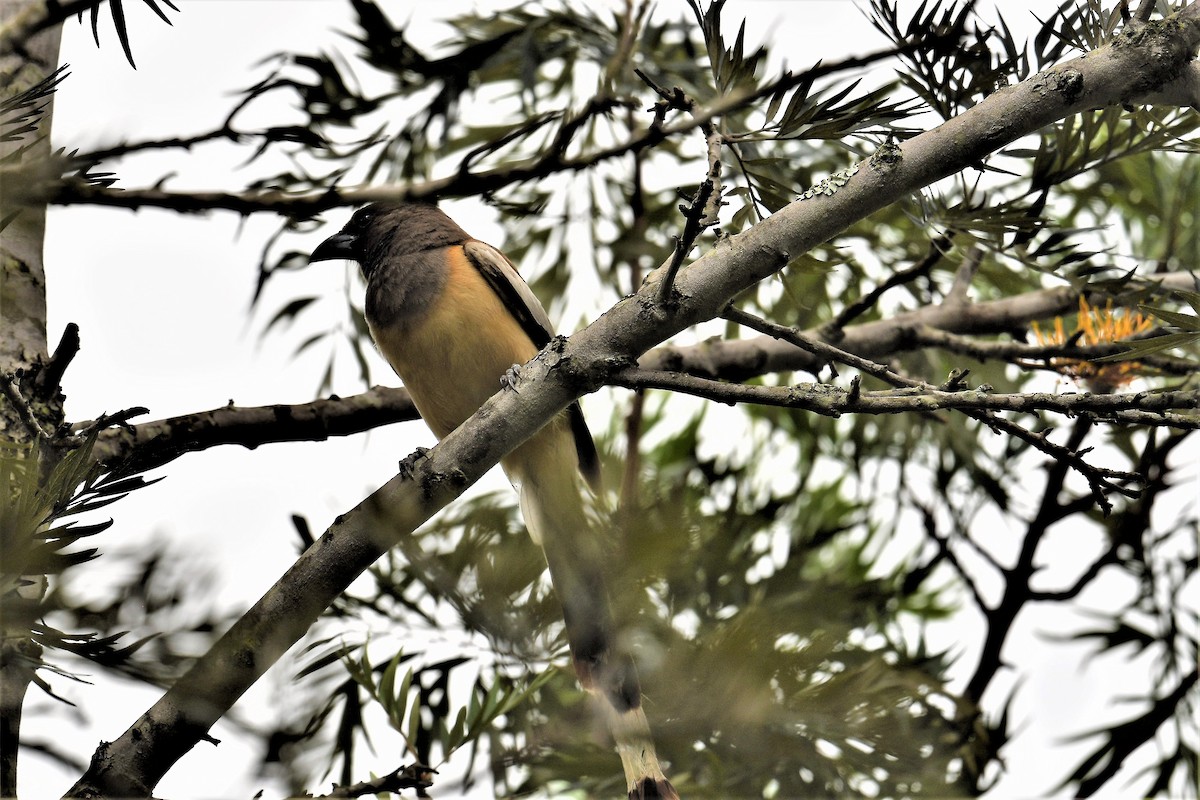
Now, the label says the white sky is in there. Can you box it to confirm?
[19,1,1197,798]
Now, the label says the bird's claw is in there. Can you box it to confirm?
[399,446,431,480]
[501,363,523,392]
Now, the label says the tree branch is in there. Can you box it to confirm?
[71,273,1191,475]
[722,305,1144,510]
[642,273,1198,380]
[660,171,718,305]
[611,366,1200,426]
[905,324,1197,376]
[1134,0,1158,23]
[74,126,262,163]
[314,763,435,798]
[39,38,946,217]
[1136,60,1200,109]
[91,385,419,473]
[78,277,1200,480]
[0,0,101,58]
[29,322,80,403]
[0,371,51,440]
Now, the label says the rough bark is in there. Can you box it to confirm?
[0,2,62,796]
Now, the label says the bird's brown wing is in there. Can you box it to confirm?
[462,240,555,347]
[462,240,602,491]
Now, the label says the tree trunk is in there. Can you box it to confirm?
[1,1,63,795]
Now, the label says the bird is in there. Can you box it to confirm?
[310,201,678,799]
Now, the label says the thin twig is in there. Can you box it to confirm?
[74,127,247,163]
[823,234,952,337]
[724,304,921,386]
[905,325,1198,376]
[611,366,1200,425]
[720,305,1143,512]
[31,322,80,402]
[457,111,562,175]
[912,499,990,612]
[945,246,983,305]
[634,70,726,304]
[0,372,51,440]
[44,37,947,217]
[658,176,717,305]
[314,763,435,798]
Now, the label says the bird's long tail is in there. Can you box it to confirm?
[507,427,679,800]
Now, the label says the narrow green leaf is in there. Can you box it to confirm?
[109,0,136,68]
[445,706,467,753]
[1173,289,1200,316]
[406,685,421,739]
[140,0,175,25]
[393,667,414,731]
[265,297,318,334]
[1140,304,1200,332]
[379,652,401,717]
[1092,332,1199,362]
[467,680,482,725]
[37,519,114,540]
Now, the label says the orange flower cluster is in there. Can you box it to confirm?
[1031,297,1153,393]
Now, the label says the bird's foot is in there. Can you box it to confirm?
[398,446,431,480]
[501,363,523,392]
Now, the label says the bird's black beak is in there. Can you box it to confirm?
[309,232,359,263]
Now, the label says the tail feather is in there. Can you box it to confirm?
[508,429,678,797]
[609,706,679,800]
[516,455,640,711]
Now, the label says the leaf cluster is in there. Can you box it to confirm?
[1,434,162,699]
[75,0,179,68]
[869,0,1012,119]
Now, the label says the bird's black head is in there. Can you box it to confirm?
[309,202,471,279]
[308,203,387,264]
